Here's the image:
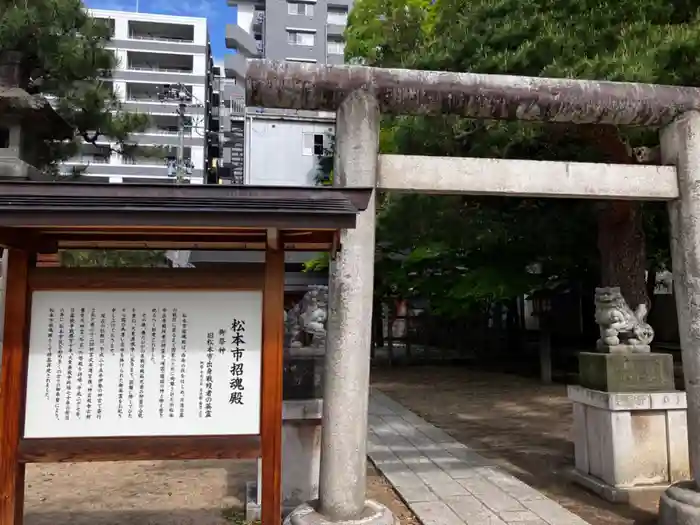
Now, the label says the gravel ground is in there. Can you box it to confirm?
[24,459,417,525]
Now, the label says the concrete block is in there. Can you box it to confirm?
[578,352,675,392]
[568,386,691,502]
[284,500,398,525]
[667,410,691,482]
[246,399,323,521]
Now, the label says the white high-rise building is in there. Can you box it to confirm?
[62,9,211,184]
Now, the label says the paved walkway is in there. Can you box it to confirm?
[368,389,590,525]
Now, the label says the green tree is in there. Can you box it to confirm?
[61,250,168,268]
[0,0,152,171]
[346,0,685,311]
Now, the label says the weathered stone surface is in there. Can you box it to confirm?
[246,59,700,126]
[286,285,329,351]
[569,386,690,503]
[593,286,654,352]
[284,356,324,400]
[319,91,383,521]
[662,111,700,487]
[578,352,674,392]
[660,481,700,525]
[376,155,679,201]
[284,500,397,525]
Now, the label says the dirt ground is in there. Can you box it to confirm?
[24,459,416,525]
[371,365,660,525]
[368,463,420,524]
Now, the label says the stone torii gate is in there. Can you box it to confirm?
[246,60,700,525]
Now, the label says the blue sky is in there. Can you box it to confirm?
[85,0,236,59]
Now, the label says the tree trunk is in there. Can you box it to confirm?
[597,200,648,309]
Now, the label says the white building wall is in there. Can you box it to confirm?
[67,8,210,184]
[91,9,209,46]
[247,116,335,186]
[236,4,255,33]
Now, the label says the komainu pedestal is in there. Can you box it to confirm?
[569,286,690,501]
[578,352,675,392]
[568,386,689,502]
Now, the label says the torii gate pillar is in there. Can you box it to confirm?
[660,110,700,525]
[284,91,396,525]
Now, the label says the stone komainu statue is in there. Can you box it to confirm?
[594,286,654,352]
[285,285,329,350]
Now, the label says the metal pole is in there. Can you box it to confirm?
[177,101,186,182]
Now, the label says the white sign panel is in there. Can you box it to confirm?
[25,291,262,439]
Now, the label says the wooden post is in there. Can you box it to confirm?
[0,249,33,525]
[260,231,284,525]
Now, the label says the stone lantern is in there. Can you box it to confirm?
[0,51,72,179]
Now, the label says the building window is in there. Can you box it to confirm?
[303,133,325,156]
[287,30,316,46]
[0,127,9,148]
[288,1,314,16]
[327,7,348,25]
[327,40,345,55]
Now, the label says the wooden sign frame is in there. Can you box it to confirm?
[0,244,285,525]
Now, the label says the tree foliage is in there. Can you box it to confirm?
[345,0,687,315]
[0,0,152,171]
[60,250,168,268]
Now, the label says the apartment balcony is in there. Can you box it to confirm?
[224,53,248,84]
[327,23,345,37]
[225,24,261,57]
[64,155,111,165]
[127,51,194,74]
[133,117,202,147]
[128,20,195,43]
[122,83,206,116]
[64,145,112,166]
[93,17,116,37]
[127,82,196,102]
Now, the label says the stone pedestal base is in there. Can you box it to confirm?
[568,385,690,502]
[283,351,325,400]
[284,500,397,525]
[578,352,674,392]
[660,481,700,525]
[245,399,323,521]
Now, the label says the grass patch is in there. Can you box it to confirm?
[221,507,261,524]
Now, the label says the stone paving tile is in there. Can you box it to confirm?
[368,391,590,525]
[408,501,465,525]
[444,495,506,524]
